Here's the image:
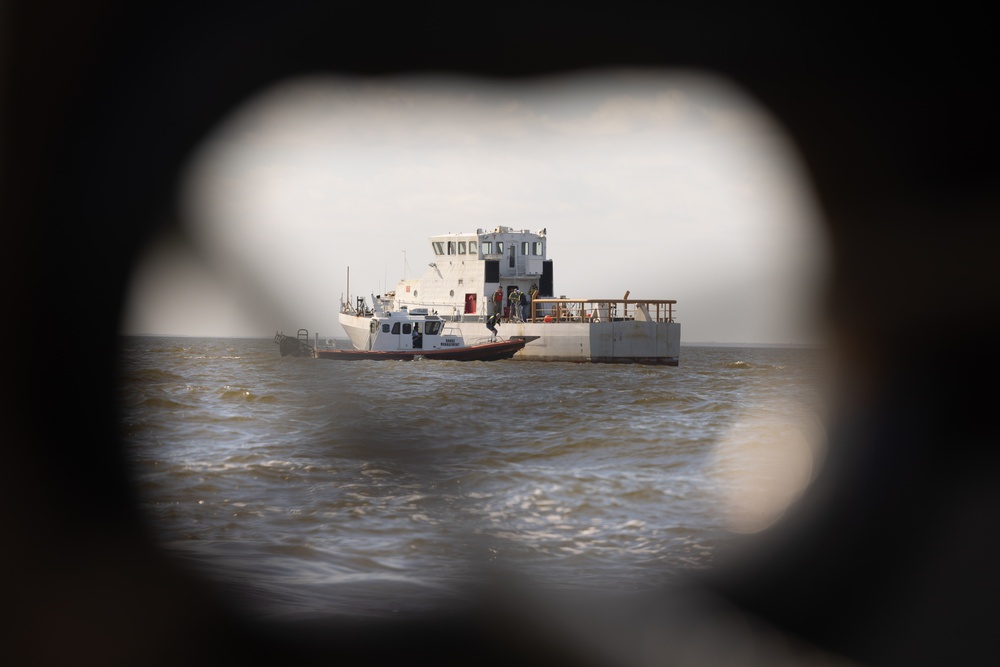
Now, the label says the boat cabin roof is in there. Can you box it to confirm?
[378,308,441,321]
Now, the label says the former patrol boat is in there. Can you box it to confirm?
[338,227,681,365]
[315,308,525,361]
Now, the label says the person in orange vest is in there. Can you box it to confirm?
[491,285,504,318]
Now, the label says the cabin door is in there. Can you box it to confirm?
[541,260,553,297]
[389,321,412,349]
[400,322,413,349]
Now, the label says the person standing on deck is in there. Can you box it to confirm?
[508,287,522,322]
[491,286,504,318]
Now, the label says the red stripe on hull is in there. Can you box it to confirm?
[316,340,525,361]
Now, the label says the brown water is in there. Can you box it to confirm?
[117,337,828,620]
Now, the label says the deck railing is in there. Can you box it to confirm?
[343,297,677,324]
[528,298,676,323]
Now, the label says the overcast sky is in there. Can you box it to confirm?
[122,69,829,344]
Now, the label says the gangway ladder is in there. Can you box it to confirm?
[274,328,316,357]
[295,329,314,356]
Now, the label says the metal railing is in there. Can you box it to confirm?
[341,296,677,325]
[528,298,676,323]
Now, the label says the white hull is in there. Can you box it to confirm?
[339,311,680,365]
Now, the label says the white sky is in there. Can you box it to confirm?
[122,69,829,344]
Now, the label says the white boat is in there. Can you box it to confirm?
[339,227,680,365]
[316,308,525,361]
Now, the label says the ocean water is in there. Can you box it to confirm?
[117,337,828,620]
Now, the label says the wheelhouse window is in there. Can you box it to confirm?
[481,241,492,255]
[432,242,444,255]
[425,321,442,335]
[381,324,391,333]
[521,241,529,255]
[402,323,412,334]
[391,322,400,334]
[458,241,467,254]
[469,240,478,254]
[447,241,456,255]
[533,241,543,255]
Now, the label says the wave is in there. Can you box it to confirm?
[140,396,193,409]
[216,387,278,402]
[120,367,186,384]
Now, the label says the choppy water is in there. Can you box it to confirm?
[117,337,828,620]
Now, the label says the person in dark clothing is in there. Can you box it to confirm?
[486,313,500,340]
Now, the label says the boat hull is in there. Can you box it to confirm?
[338,312,680,365]
[316,339,525,361]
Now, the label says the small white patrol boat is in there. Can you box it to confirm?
[315,308,525,361]
[339,227,681,365]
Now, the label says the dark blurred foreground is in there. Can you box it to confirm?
[3,4,997,665]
